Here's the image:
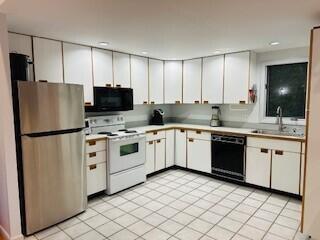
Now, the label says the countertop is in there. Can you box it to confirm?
[86,123,305,142]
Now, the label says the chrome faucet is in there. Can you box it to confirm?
[276,106,284,132]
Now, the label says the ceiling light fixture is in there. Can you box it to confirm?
[213,50,222,54]
[99,42,109,46]
[270,41,280,46]
[142,51,148,55]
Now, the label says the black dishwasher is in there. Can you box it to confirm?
[211,134,246,181]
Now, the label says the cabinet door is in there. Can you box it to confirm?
[149,59,164,104]
[300,154,305,195]
[187,138,211,173]
[164,61,183,104]
[202,55,224,104]
[63,43,93,104]
[155,139,166,171]
[246,147,271,188]
[146,141,155,174]
[87,162,107,196]
[183,58,202,104]
[166,130,175,167]
[113,52,130,88]
[224,51,250,104]
[271,150,300,194]
[33,37,63,83]
[175,129,187,167]
[131,56,149,104]
[92,48,113,87]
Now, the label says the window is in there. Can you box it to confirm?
[265,62,308,119]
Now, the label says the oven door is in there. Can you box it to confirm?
[108,136,146,174]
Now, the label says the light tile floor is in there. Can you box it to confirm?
[26,169,309,240]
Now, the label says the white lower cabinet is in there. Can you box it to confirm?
[87,162,107,196]
[175,129,187,167]
[187,138,211,173]
[155,139,166,171]
[165,130,175,167]
[271,150,300,195]
[246,147,271,188]
[146,140,155,175]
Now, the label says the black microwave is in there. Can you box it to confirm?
[86,87,133,112]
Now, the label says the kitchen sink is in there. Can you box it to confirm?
[252,129,304,137]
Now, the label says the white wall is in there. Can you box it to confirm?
[0,13,23,240]
[171,47,309,126]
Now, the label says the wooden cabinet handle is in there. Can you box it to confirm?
[88,140,96,146]
[89,152,96,158]
[89,164,97,170]
[143,101,148,104]
[106,84,112,87]
[153,131,158,135]
[189,138,194,142]
[180,129,185,133]
[116,84,121,87]
[157,139,161,143]
[203,100,209,104]
[85,102,92,106]
[194,100,200,104]
[150,101,155,104]
[196,130,201,134]
[148,141,153,145]
[175,100,181,104]
[275,150,283,155]
[260,148,268,153]
[239,100,246,104]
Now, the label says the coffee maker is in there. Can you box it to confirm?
[210,106,221,127]
[150,109,164,125]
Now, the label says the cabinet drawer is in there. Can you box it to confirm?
[87,150,107,166]
[86,139,107,153]
[187,130,211,141]
[146,131,166,141]
[247,137,301,153]
[87,162,107,196]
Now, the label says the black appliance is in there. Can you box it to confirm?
[10,53,32,81]
[211,134,246,181]
[86,87,133,112]
[150,109,164,125]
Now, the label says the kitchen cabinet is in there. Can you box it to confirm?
[113,52,130,88]
[164,61,183,104]
[246,146,271,188]
[224,51,251,104]
[271,150,300,194]
[131,56,149,104]
[146,140,155,175]
[33,37,63,83]
[92,48,113,87]
[187,137,211,173]
[202,55,224,104]
[183,58,202,104]
[175,129,187,167]
[165,130,175,167]
[63,43,93,104]
[155,139,166,171]
[149,59,164,104]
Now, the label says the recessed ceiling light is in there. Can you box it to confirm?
[270,41,280,46]
[142,51,148,55]
[99,42,109,46]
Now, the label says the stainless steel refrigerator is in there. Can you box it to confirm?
[15,81,87,235]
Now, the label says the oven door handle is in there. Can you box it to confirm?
[212,136,245,145]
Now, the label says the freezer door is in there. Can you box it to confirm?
[21,131,86,235]
[18,81,85,134]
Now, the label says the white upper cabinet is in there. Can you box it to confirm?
[202,55,224,104]
[183,58,202,104]
[63,43,93,104]
[164,61,183,104]
[113,52,130,88]
[224,51,251,104]
[131,56,149,104]
[149,59,164,104]
[33,37,63,83]
[92,48,113,87]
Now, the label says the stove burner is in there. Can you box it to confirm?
[98,132,118,136]
[125,130,137,133]
[118,129,128,132]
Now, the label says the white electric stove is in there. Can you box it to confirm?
[87,115,146,195]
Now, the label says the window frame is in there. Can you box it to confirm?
[259,58,308,125]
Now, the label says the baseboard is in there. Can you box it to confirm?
[0,225,24,240]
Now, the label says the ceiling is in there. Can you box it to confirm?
[1,0,320,60]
